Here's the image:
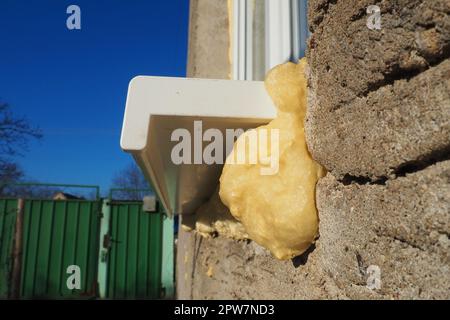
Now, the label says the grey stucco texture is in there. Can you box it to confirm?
[305,0,450,299]
[316,160,450,299]
[306,0,450,179]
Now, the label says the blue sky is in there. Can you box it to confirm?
[0,0,189,193]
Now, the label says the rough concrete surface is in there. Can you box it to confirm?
[178,228,331,300]
[304,0,450,299]
[317,160,450,299]
[306,0,450,179]
[186,0,230,79]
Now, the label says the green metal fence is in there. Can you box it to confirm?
[0,199,18,298]
[0,187,171,300]
[104,200,163,299]
[20,199,101,299]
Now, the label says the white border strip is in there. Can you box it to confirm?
[232,0,254,80]
[265,0,292,71]
[232,0,309,79]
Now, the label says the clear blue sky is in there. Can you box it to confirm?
[0,0,189,193]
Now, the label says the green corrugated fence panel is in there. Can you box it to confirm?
[2,198,165,300]
[106,202,163,299]
[20,200,101,299]
[0,199,18,299]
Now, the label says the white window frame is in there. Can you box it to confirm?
[231,0,309,80]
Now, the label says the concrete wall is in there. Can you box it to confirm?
[305,0,450,299]
[186,0,231,79]
[177,0,450,299]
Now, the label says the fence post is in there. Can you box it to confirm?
[10,198,24,299]
[161,215,174,299]
[97,199,110,299]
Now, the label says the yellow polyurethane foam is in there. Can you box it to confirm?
[219,59,326,260]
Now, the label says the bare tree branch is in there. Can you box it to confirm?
[0,102,43,194]
[0,103,42,158]
[111,162,152,200]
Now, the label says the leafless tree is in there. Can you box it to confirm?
[111,162,152,200]
[3,184,61,199]
[0,102,42,195]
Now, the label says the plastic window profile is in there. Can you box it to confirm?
[232,0,309,80]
